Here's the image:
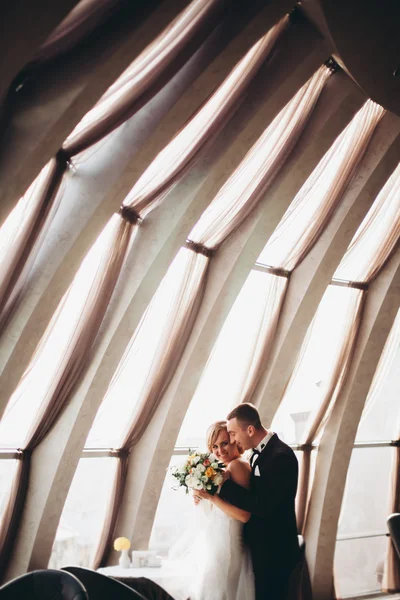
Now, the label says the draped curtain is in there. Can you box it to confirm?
[295,289,366,532]
[29,0,126,66]
[63,0,226,155]
[225,100,386,424]
[0,16,288,577]
[0,156,66,331]
[335,162,400,284]
[91,62,333,567]
[260,101,385,270]
[0,0,225,335]
[294,161,400,533]
[239,273,290,404]
[230,103,386,468]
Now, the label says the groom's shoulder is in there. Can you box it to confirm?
[268,435,298,462]
[275,435,294,452]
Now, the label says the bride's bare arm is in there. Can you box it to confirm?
[194,459,251,523]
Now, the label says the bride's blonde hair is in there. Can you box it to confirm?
[206,421,227,452]
[206,421,242,454]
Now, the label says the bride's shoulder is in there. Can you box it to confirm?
[227,457,251,473]
[227,457,251,487]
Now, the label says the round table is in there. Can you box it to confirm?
[98,561,184,598]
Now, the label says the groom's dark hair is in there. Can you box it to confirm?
[227,403,263,430]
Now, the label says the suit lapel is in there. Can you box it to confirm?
[252,433,279,471]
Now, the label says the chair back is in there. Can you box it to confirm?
[0,569,87,600]
[62,566,147,599]
[388,513,400,559]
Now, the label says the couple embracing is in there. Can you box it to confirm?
[168,403,300,600]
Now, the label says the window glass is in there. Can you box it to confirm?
[0,459,18,524]
[335,536,388,598]
[149,455,198,556]
[356,309,400,442]
[0,218,122,449]
[85,249,199,448]
[48,457,116,569]
[334,165,400,283]
[272,286,360,444]
[177,270,287,448]
[334,446,393,597]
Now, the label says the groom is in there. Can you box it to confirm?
[219,403,300,600]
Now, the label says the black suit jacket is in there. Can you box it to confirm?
[219,434,299,575]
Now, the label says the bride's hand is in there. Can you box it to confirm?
[193,489,214,502]
[193,494,201,505]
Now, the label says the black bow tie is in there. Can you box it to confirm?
[250,448,260,466]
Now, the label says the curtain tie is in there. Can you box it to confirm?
[185,239,215,258]
[118,206,142,225]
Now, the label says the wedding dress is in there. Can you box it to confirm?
[161,499,255,600]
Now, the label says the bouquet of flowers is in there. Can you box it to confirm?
[171,450,225,495]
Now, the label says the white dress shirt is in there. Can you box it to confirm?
[251,431,275,475]
[255,430,275,453]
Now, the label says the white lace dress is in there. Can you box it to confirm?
[162,499,255,600]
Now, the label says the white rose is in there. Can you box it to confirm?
[209,453,217,462]
[193,456,200,465]
[198,464,206,473]
[211,462,219,468]
[185,475,197,488]
[213,473,223,486]
[193,480,203,490]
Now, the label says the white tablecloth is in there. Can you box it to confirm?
[98,560,181,587]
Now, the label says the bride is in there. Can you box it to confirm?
[165,421,255,600]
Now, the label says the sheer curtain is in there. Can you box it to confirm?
[0,0,225,334]
[294,160,400,532]
[0,217,132,578]
[121,251,209,448]
[0,17,288,575]
[288,288,365,532]
[233,101,387,528]
[62,0,225,155]
[92,451,129,570]
[234,100,385,417]
[92,248,209,566]
[237,102,386,455]
[335,166,400,574]
[301,291,366,446]
[121,14,290,219]
[29,0,125,65]
[0,156,66,332]
[259,100,385,270]
[187,65,331,247]
[239,273,289,404]
[91,63,333,565]
[335,162,400,284]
